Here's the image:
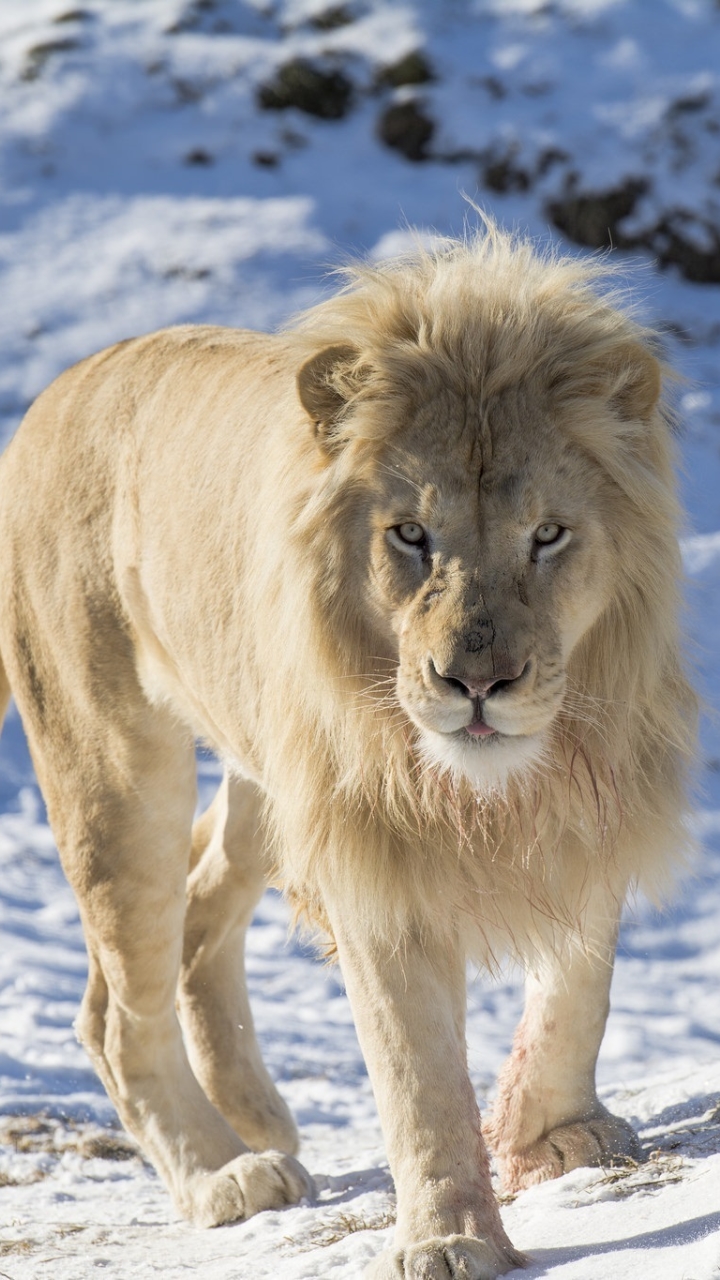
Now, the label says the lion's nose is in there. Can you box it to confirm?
[432,660,530,700]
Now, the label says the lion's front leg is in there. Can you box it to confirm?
[484,886,641,1193]
[324,895,524,1280]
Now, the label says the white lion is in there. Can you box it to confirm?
[0,224,695,1278]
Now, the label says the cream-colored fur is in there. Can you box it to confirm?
[0,225,695,1278]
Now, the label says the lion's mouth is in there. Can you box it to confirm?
[464,699,499,740]
[465,717,498,739]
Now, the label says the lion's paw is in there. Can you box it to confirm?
[365,1235,524,1279]
[183,1150,314,1227]
[496,1113,641,1194]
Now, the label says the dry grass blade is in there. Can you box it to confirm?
[285,1206,396,1251]
[0,1238,36,1256]
[588,1151,686,1198]
[0,1112,140,1163]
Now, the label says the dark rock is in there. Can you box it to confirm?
[163,266,211,281]
[482,150,530,194]
[257,58,353,120]
[666,91,711,118]
[547,178,648,249]
[535,147,569,178]
[309,5,355,30]
[253,150,279,168]
[166,0,216,34]
[21,39,79,81]
[53,9,92,21]
[652,214,720,284]
[377,100,434,162]
[376,51,435,89]
[184,148,214,166]
[549,178,720,284]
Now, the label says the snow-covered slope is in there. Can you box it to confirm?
[0,2,719,1276]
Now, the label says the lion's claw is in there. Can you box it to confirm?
[492,1111,641,1194]
[182,1150,314,1227]
[366,1235,524,1279]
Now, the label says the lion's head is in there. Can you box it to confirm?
[293,226,677,800]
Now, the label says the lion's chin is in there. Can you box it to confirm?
[416,726,547,795]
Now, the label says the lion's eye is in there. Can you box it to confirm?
[387,522,428,556]
[534,523,563,546]
[397,522,425,545]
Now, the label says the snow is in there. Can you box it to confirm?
[0,1,720,1276]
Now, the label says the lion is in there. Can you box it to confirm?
[0,224,696,1279]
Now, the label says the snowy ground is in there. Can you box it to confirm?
[0,1,720,1276]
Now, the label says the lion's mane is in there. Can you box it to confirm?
[247,225,696,963]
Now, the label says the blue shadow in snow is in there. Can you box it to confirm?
[508,1210,720,1276]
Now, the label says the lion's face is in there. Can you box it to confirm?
[358,385,614,792]
[297,269,665,800]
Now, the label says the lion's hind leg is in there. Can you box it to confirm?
[178,771,299,1156]
[484,883,641,1192]
[6,625,311,1227]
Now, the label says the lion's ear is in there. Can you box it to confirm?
[607,342,662,424]
[559,341,662,427]
[297,344,362,453]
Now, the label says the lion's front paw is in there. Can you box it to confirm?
[366,1235,524,1279]
[182,1150,314,1227]
[494,1112,641,1194]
